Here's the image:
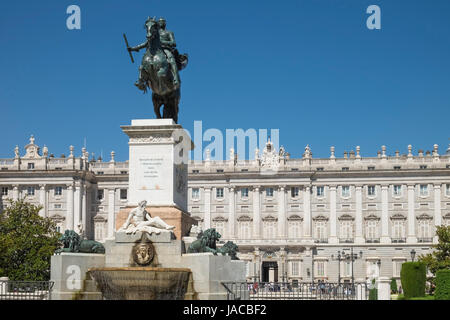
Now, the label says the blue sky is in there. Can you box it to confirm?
[1,0,449,161]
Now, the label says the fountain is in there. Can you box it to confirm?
[88,267,191,300]
[50,119,246,300]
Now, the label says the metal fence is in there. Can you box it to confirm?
[221,282,369,300]
[0,279,54,300]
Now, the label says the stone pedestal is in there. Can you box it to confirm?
[118,119,197,240]
[120,119,193,210]
[50,253,105,300]
[377,277,391,300]
[180,253,247,300]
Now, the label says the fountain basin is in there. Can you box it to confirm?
[88,267,191,300]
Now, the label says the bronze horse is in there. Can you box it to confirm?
[128,18,188,123]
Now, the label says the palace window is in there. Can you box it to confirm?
[238,219,252,239]
[343,261,352,277]
[341,186,350,197]
[54,204,62,209]
[314,220,328,240]
[94,222,105,241]
[394,166,401,170]
[342,167,349,171]
[27,163,35,170]
[368,166,375,171]
[367,186,376,196]
[392,219,406,239]
[339,220,354,240]
[55,186,63,196]
[417,219,432,240]
[1,187,8,196]
[266,187,274,197]
[263,219,277,239]
[315,261,326,277]
[365,219,379,240]
[241,188,249,198]
[317,167,324,171]
[27,186,35,196]
[192,170,199,173]
[446,184,450,196]
[291,187,299,198]
[290,261,300,277]
[120,189,127,200]
[191,188,199,200]
[216,169,224,173]
[216,188,224,198]
[97,189,104,201]
[420,184,429,196]
[317,186,324,197]
[419,165,427,169]
[97,171,104,175]
[288,219,302,239]
[393,185,402,196]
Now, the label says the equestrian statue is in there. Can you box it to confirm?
[124,17,188,124]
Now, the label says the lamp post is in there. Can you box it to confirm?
[343,247,363,288]
[410,249,416,262]
[331,251,342,285]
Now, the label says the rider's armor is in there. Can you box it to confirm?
[159,27,180,86]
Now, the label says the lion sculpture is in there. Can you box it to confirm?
[187,228,221,255]
[218,241,239,260]
[56,230,105,254]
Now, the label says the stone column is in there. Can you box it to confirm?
[228,186,236,239]
[253,186,261,239]
[74,184,81,233]
[204,187,211,229]
[107,188,116,239]
[277,186,286,239]
[303,186,312,238]
[12,185,19,201]
[355,185,364,244]
[433,184,442,244]
[407,184,417,243]
[329,185,338,244]
[81,185,87,239]
[380,185,390,244]
[66,184,74,231]
[39,184,46,217]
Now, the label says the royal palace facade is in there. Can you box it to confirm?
[1,135,450,285]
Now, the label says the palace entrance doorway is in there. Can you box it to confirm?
[262,261,278,282]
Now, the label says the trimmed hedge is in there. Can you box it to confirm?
[435,269,450,300]
[369,288,378,300]
[390,278,398,293]
[400,262,426,298]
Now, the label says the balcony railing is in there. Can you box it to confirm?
[339,238,354,244]
[417,237,433,243]
[391,238,406,243]
[365,238,380,243]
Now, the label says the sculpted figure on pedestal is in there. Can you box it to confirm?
[119,200,175,235]
[125,17,188,123]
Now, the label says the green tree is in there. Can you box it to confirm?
[0,199,61,281]
[418,225,450,293]
[390,278,398,294]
